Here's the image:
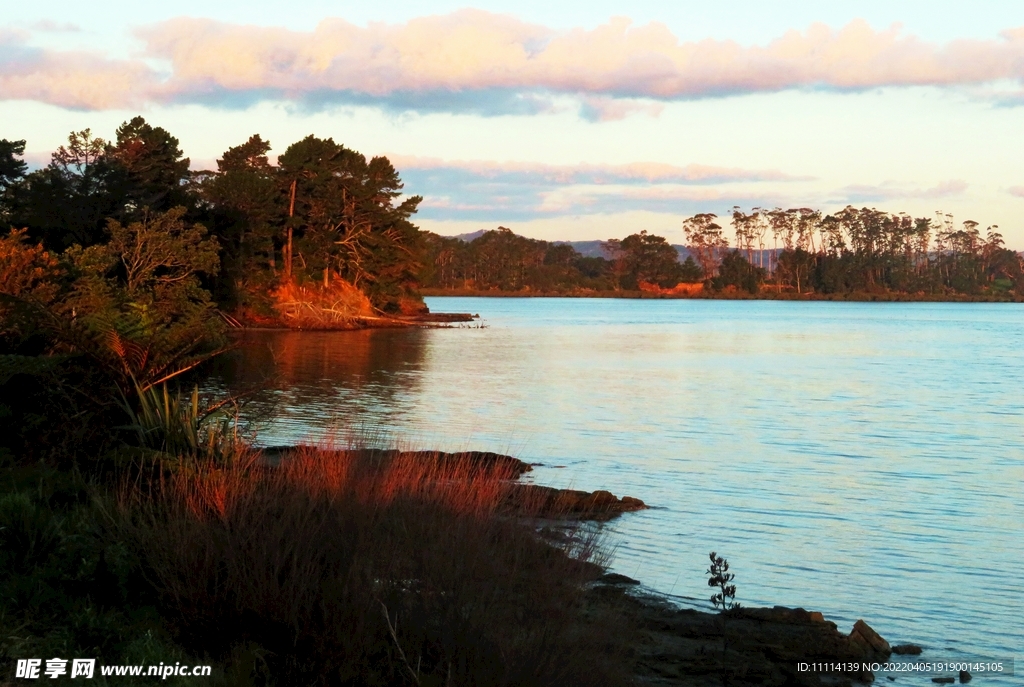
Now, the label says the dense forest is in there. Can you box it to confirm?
[1,121,425,323]
[420,209,1024,298]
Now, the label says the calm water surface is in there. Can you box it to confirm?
[208,299,1023,683]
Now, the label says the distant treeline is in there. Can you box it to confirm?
[421,228,703,292]
[422,208,1024,297]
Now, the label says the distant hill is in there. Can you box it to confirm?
[450,230,694,261]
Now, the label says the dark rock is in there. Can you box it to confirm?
[958,670,971,683]
[932,679,955,684]
[601,594,903,686]
[892,643,923,655]
[599,573,640,586]
[849,618,891,659]
[887,677,896,681]
[502,483,648,520]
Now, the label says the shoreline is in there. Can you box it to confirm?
[264,447,920,686]
[420,288,1024,303]
[221,310,479,332]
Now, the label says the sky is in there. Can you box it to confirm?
[3,1,1024,247]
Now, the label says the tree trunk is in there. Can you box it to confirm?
[287,179,296,280]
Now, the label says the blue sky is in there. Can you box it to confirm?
[3,1,1024,246]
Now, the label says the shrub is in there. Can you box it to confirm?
[707,551,738,611]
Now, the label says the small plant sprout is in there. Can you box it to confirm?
[707,551,738,611]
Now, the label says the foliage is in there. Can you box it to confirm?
[608,230,684,289]
[58,207,225,390]
[0,354,124,466]
[0,465,207,686]
[420,228,694,293]
[707,551,738,611]
[8,129,125,250]
[0,206,225,466]
[711,206,1024,297]
[0,138,27,191]
[108,117,193,214]
[683,213,729,281]
[0,230,63,342]
[119,383,241,462]
[712,250,764,294]
[268,277,374,328]
[273,135,424,311]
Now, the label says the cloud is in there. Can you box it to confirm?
[392,155,803,185]
[134,14,1024,111]
[7,12,1024,113]
[0,31,154,110]
[30,20,81,33]
[392,155,799,220]
[832,179,968,204]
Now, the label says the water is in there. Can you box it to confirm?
[207,298,1023,683]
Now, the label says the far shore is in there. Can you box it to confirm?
[420,287,1024,303]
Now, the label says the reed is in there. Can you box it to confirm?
[117,445,630,686]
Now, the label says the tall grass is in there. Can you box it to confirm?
[118,447,631,686]
[119,382,242,462]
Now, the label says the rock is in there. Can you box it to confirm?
[503,483,648,520]
[932,678,955,684]
[609,597,899,686]
[887,677,896,682]
[599,573,640,586]
[892,643,923,655]
[958,670,971,683]
[809,611,825,622]
[849,619,891,658]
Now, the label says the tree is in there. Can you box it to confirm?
[616,231,682,289]
[713,250,763,293]
[0,139,28,226]
[0,139,27,191]
[276,136,424,310]
[108,116,192,213]
[683,214,728,281]
[62,207,222,389]
[678,256,704,282]
[199,135,280,303]
[9,130,125,250]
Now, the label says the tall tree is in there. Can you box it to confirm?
[9,130,126,249]
[276,135,423,310]
[108,116,192,213]
[199,135,279,302]
[682,213,728,280]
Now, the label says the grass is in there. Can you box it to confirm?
[2,446,634,685]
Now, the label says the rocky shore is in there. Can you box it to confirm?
[258,447,917,685]
[586,577,904,686]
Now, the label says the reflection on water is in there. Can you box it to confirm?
[208,328,429,439]
[206,299,1024,686]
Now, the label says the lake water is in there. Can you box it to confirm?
[207,298,1022,683]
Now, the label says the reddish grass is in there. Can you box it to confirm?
[118,447,632,686]
[268,278,374,328]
